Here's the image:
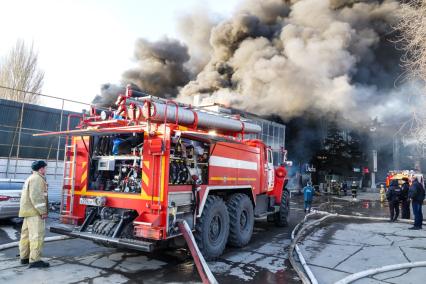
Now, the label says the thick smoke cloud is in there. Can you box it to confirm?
[95,0,414,126]
[179,0,407,124]
[122,37,191,98]
[176,7,217,74]
[92,83,126,107]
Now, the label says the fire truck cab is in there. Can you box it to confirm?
[39,88,290,259]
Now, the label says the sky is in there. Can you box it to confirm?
[0,0,240,109]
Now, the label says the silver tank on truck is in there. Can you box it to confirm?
[125,98,261,134]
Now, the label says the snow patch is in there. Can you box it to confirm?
[0,226,18,241]
[229,266,253,281]
[255,257,286,273]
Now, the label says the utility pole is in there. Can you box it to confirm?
[372,150,377,188]
[370,120,378,189]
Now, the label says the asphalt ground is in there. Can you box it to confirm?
[0,194,311,284]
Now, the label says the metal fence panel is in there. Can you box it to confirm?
[0,98,80,159]
[0,158,63,202]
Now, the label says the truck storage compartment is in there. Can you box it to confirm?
[169,136,209,185]
[89,134,144,193]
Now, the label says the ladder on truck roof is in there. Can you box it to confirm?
[60,143,77,218]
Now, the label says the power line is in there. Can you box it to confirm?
[0,123,53,133]
[0,143,62,151]
[0,85,93,106]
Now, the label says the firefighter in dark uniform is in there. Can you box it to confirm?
[400,177,410,219]
[351,181,358,199]
[387,179,402,222]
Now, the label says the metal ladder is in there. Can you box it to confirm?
[60,143,77,216]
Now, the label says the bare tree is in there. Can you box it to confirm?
[397,0,426,83]
[0,40,44,103]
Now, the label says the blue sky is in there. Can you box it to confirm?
[0,0,240,108]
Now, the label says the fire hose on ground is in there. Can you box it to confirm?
[177,220,218,284]
[0,235,71,251]
[335,261,426,284]
[289,210,426,284]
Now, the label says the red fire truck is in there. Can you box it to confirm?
[37,87,290,259]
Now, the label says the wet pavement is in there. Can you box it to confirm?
[299,219,426,284]
[0,195,308,284]
[0,191,424,283]
[295,191,426,284]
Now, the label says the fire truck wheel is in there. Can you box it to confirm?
[227,193,254,247]
[275,190,289,227]
[195,195,230,260]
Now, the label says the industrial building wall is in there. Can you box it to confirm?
[0,98,80,160]
[0,158,63,202]
[244,119,286,165]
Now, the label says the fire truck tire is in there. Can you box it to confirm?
[195,195,230,260]
[275,190,290,227]
[227,193,254,247]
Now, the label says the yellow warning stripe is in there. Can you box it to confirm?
[210,177,256,181]
[81,171,87,183]
[74,190,145,200]
[142,173,149,187]
[75,190,164,201]
[210,177,237,181]
[237,177,257,181]
[143,161,150,168]
[142,159,149,190]
[159,156,165,201]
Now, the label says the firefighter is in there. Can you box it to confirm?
[341,182,348,196]
[400,177,410,219]
[379,185,386,203]
[303,182,314,213]
[18,160,50,268]
[351,181,358,199]
[408,176,425,230]
[386,179,401,222]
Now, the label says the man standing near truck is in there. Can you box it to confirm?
[401,177,411,219]
[18,160,50,268]
[386,179,401,222]
[408,176,425,230]
[303,182,314,213]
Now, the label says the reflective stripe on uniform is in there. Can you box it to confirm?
[34,203,46,209]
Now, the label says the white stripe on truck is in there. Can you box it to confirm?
[209,156,258,171]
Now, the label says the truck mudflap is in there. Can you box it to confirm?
[50,225,155,252]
